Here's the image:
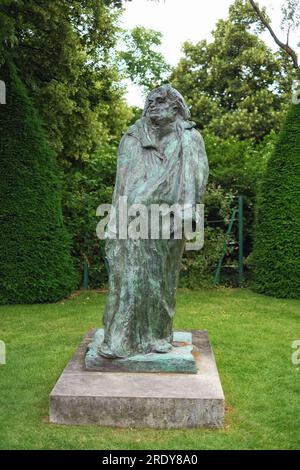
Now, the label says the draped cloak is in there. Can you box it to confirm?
[100,118,209,358]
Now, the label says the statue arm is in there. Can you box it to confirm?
[112,133,135,202]
[190,129,209,201]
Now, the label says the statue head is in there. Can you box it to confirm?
[142,84,191,125]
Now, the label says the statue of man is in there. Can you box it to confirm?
[99,84,209,359]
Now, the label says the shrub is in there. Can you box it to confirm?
[63,144,117,288]
[251,103,300,298]
[179,185,235,288]
[0,60,78,304]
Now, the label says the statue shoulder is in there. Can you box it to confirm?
[182,123,206,148]
[125,119,144,139]
[118,120,142,156]
[126,124,138,138]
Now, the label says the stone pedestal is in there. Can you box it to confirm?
[49,330,224,429]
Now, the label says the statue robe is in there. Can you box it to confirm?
[100,118,209,358]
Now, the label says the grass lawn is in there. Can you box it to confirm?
[0,287,299,450]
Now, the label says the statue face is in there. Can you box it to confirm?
[146,92,177,124]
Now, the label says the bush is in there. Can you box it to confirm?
[0,60,78,304]
[63,144,117,288]
[179,185,235,288]
[204,131,275,256]
[251,103,300,298]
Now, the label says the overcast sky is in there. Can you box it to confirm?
[120,0,299,106]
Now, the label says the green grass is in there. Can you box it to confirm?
[0,287,299,450]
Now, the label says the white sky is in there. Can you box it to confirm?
[120,0,300,106]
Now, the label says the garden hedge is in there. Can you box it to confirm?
[252,102,300,298]
[0,60,78,304]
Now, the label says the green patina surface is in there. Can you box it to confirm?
[90,85,209,362]
[85,330,197,373]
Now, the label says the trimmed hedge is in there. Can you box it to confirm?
[0,60,78,304]
[252,102,300,298]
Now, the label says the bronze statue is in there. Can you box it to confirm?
[99,85,209,359]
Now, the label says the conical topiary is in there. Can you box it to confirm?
[0,60,78,304]
[252,101,300,298]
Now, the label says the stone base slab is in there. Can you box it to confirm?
[49,330,224,428]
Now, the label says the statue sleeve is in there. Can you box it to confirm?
[182,128,209,207]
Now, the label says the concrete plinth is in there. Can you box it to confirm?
[49,330,225,429]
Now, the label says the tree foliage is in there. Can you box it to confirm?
[0,0,132,169]
[171,0,294,141]
[281,0,300,33]
[119,26,170,92]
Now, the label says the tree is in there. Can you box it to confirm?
[248,0,300,297]
[0,1,132,170]
[170,0,294,141]
[119,26,171,92]
[251,102,300,298]
[0,60,78,304]
[248,0,299,70]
